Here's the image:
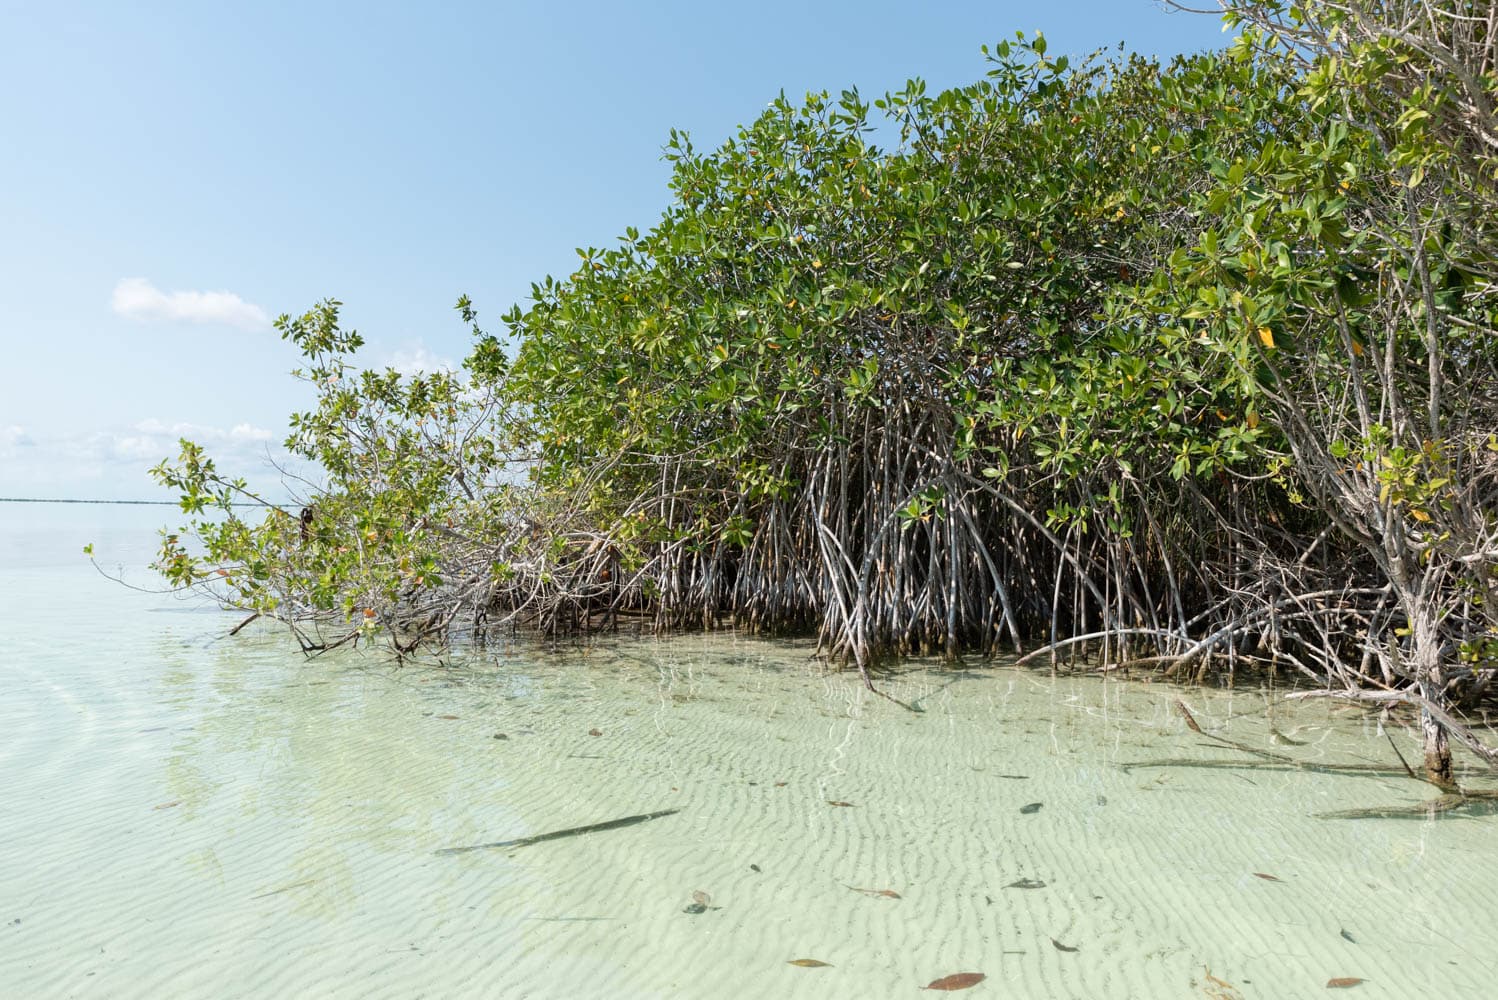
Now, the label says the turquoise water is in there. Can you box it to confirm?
[2,504,1495,998]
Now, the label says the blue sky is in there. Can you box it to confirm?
[0,1,1228,499]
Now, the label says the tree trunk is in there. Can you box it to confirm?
[1413,610,1455,788]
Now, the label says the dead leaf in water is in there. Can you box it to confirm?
[1200,966,1243,1000]
[846,886,900,899]
[153,801,181,810]
[1020,802,1043,814]
[788,959,831,968]
[1005,878,1046,890]
[1051,938,1079,953]
[773,781,788,787]
[827,800,854,807]
[1326,978,1365,988]
[691,890,711,906]
[921,972,985,991]
[436,715,459,720]
[587,728,603,736]
[1253,872,1283,882]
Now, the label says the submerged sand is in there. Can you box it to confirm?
[3,510,1496,998]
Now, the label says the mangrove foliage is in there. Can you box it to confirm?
[148,1,1498,782]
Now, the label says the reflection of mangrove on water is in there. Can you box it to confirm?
[1120,700,1498,820]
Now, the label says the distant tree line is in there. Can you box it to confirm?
[150,1,1498,784]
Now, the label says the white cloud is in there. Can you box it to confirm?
[230,423,273,442]
[111,277,270,331]
[386,343,457,376]
[0,419,300,501]
[0,425,33,451]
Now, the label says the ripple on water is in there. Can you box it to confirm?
[2,529,1497,998]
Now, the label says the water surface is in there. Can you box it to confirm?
[2,504,1495,998]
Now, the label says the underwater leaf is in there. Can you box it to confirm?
[1020,802,1043,814]
[692,890,712,906]
[827,800,855,807]
[1051,938,1079,953]
[788,959,831,968]
[153,801,181,810]
[588,728,603,736]
[1326,978,1364,988]
[1339,929,1356,943]
[1005,878,1047,889]
[1175,699,1205,733]
[921,972,985,991]
[436,714,459,720]
[1201,966,1243,1000]
[846,886,900,899]
[683,902,707,914]
[1253,872,1283,882]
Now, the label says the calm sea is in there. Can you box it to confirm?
[1,502,1494,998]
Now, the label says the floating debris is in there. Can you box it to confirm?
[1253,872,1283,882]
[153,801,181,811]
[846,886,901,899]
[827,800,855,808]
[788,959,831,968]
[691,890,712,906]
[1326,977,1365,988]
[1020,802,1043,814]
[587,728,603,736]
[921,972,985,991]
[436,714,459,720]
[1051,938,1079,953]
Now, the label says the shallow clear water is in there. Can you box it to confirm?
[2,504,1496,999]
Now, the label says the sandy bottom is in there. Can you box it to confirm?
[3,512,1497,998]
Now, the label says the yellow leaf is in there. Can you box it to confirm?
[1257,326,1276,349]
[715,344,728,359]
[1351,339,1364,357]
[1411,509,1432,523]
[1246,411,1259,429]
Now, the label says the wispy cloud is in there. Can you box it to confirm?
[386,343,457,376]
[0,424,33,450]
[0,419,303,501]
[111,277,270,331]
